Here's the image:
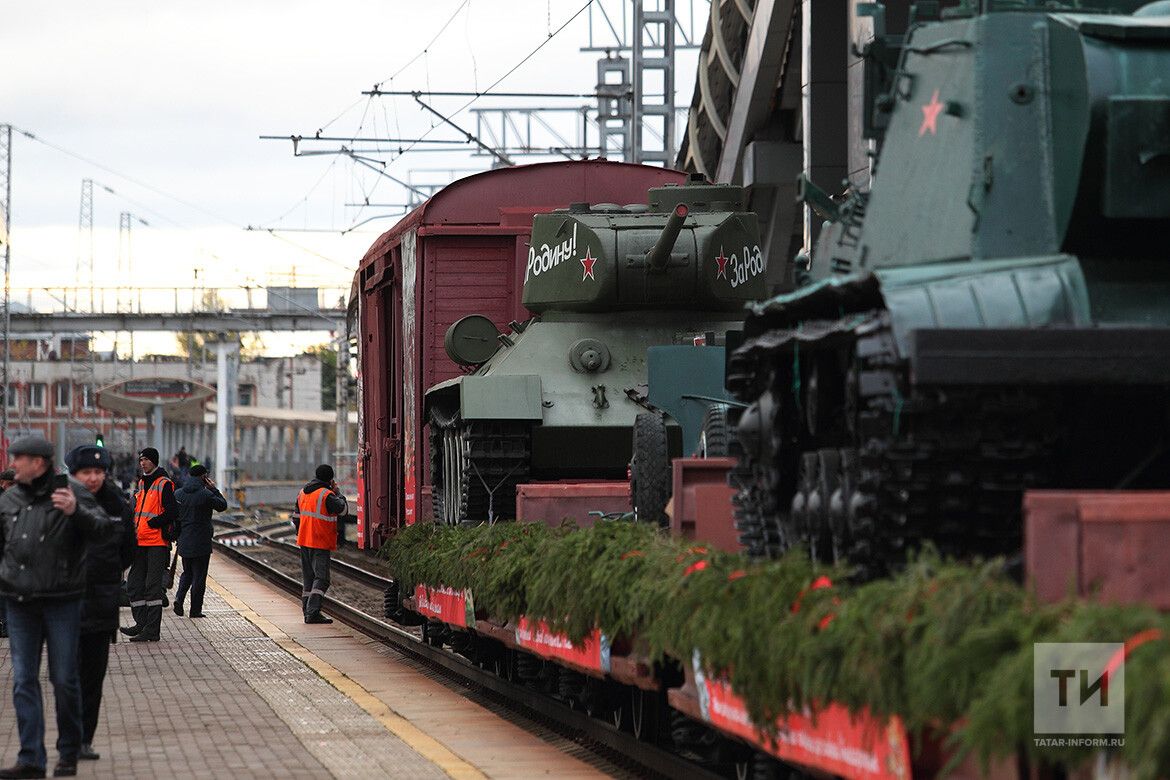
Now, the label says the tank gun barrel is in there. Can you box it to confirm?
[646,203,689,271]
[796,174,840,223]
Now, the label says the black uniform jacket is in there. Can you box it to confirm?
[0,471,111,603]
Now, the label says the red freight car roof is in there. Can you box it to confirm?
[354,159,687,279]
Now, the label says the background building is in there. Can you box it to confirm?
[1,332,329,469]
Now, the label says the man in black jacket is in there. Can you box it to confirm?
[66,445,135,763]
[120,447,176,643]
[0,435,111,779]
[0,468,11,639]
[173,464,227,618]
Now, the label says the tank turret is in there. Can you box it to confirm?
[728,1,1170,573]
[521,177,765,312]
[425,179,764,525]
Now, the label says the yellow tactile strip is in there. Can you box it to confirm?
[207,576,487,780]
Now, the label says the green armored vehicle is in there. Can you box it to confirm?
[426,177,764,524]
[730,0,1170,571]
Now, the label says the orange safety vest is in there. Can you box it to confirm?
[134,476,173,547]
[297,487,338,550]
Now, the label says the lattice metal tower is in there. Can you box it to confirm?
[582,0,695,165]
[114,211,146,373]
[632,0,677,164]
[78,179,94,311]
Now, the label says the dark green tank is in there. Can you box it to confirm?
[729,0,1170,573]
[425,177,764,524]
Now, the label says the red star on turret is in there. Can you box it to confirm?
[580,248,597,281]
[715,248,729,279]
[919,89,942,137]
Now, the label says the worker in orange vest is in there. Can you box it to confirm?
[296,465,347,624]
[120,448,177,642]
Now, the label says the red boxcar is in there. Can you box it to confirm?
[350,161,687,549]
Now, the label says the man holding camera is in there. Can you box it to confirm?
[296,464,347,625]
[0,435,111,779]
[172,464,227,618]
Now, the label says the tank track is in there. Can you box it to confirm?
[729,310,1057,577]
[430,413,531,525]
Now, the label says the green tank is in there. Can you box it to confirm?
[729,0,1170,573]
[425,176,764,524]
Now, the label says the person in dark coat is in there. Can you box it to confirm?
[0,435,111,779]
[65,446,135,763]
[0,468,11,639]
[172,465,226,618]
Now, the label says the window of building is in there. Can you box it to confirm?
[27,383,46,411]
[4,385,17,410]
[54,382,71,410]
[238,384,255,406]
[81,384,96,410]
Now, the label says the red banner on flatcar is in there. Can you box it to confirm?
[693,652,910,780]
[414,584,476,628]
[514,617,611,674]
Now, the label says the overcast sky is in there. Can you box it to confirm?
[2,0,702,354]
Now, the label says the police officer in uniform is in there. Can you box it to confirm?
[297,465,347,624]
[120,448,176,642]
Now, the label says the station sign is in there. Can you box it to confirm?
[120,379,198,398]
[97,376,215,423]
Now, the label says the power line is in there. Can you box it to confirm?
[363,90,602,99]
[13,126,356,272]
[373,0,471,89]
[378,0,597,168]
[412,96,513,167]
[261,134,470,146]
[13,127,238,226]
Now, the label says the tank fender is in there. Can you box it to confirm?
[875,254,1091,354]
[458,375,544,421]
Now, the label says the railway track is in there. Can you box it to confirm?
[210,524,723,780]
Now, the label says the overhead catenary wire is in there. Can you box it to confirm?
[14,127,238,226]
[271,0,597,236]
[372,0,472,89]
[265,2,473,236]
[369,0,596,172]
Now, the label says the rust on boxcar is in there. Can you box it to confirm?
[350,160,687,549]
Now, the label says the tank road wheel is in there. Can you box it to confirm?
[430,412,530,525]
[435,423,472,525]
[812,449,841,563]
[698,404,731,458]
[631,411,671,527]
[827,448,859,564]
[429,410,470,525]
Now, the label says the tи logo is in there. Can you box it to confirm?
[1034,642,1125,738]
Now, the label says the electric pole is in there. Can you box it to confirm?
[1,124,12,456]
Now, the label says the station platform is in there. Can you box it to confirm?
[0,555,609,779]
